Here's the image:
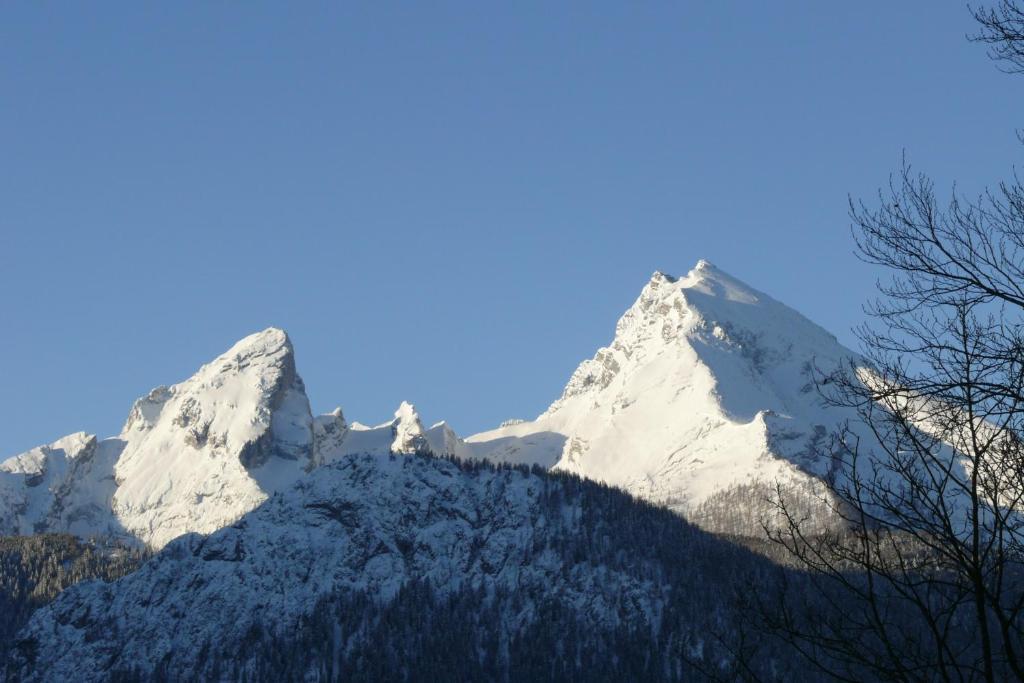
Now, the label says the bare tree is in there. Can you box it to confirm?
[973,0,1024,73]
[761,4,1024,681]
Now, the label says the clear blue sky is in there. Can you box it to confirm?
[2,2,1022,454]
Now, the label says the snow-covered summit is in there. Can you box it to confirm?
[0,327,474,548]
[467,260,859,512]
[109,326,317,547]
[391,401,428,454]
[0,327,320,547]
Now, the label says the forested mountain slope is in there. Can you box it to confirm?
[7,454,811,682]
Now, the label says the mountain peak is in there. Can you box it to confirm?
[645,260,764,309]
[682,258,718,279]
[470,260,859,516]
[649,270,679,285]
[121,327,299,438]
[394,400,418,421]
[108,326,314,547]
[391,401,428,455]
[650,259,716,285]
[223,327,292,361]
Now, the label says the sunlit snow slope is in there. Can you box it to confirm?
[467,260,859,511]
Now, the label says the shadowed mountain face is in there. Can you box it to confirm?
[0,534,147,665]
[8,454,812,682]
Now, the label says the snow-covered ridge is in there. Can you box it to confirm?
[0,328,470,548]
[1,260,865,544]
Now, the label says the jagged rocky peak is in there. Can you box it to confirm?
[467,260,862,522]
[0,326,477,547]
[109,326,317,547]
[0,327,318,549]
[314,407,347,438]
[121,327,300,437]
[628,260,751,328]
[547,265,702,410]
[564,259,840,405]
[129,327,311,463]
[391,401,428,455]
[312,407,349,465]
[647,268,679,288]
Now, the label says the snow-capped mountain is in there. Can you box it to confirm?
[0,329,462,548]
[0,260,862,547]
[467,260,859,513]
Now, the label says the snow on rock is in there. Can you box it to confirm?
[0,328,320,548]
[390,401,428,454]
[311,407,348,466]
[0,432,121,537]
[467,260,861,514]
[12,454,675,681]
[311,402,475,462]
[110,327,315,547]
[0,432,95,480]
[0,329,481,548]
